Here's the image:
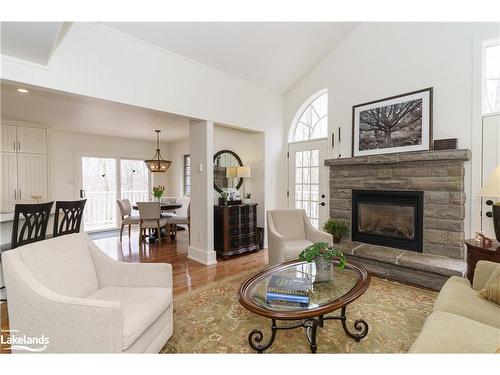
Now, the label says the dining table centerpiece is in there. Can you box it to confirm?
[152,185,165,201]
[299,242,346,282]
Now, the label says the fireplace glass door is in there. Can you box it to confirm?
[357,203,415,241]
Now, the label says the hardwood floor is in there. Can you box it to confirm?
[0,229,269,353]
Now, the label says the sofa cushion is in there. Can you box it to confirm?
[86,286,172,350]
[270,209,306,241]
[479,265,500,306]
[433,276,500,329]
[409,311,500,353]
[284,239,314,260]
[17,233,99,298]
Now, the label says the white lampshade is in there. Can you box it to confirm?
[226,166,238,178]
[237,166,251,178]
[479,166,500,198]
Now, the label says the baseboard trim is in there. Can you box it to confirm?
[188,246,217,266]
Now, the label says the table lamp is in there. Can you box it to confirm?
[237,166,251,199]
[478,165,500,241]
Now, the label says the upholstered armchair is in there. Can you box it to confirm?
[2,233,173,353]
[267,209,333,266]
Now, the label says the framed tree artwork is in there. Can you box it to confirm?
[352,88,433,157]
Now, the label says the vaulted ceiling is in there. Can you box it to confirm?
[102,22,359,93]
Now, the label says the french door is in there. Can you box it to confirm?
[482,114,500,237]
[80,156,150,231]
[288,139,329,229]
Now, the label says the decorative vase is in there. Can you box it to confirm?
[314,256,333,283]
[218,197,226,206]
[332,235,341,243]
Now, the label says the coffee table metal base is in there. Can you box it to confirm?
[248,306,368,353]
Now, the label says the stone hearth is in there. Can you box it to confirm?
[325,149,470,289]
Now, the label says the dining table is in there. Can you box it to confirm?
[132,202,183,242]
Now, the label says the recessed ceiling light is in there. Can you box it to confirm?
[17,88,29,94]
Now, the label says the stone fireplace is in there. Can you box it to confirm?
[352,190,423,252]
[324,149,470,289]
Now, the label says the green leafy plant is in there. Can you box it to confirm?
[323,218,349,242]
[245,192,251,199]
[152,185,165,199]
[220,191,229,201]
[299,242,346,269]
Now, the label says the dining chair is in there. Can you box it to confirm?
[137,202,169,246]
[117,199,140,241]
[53,199,86,237]
[168,203,190,244]
[11,201,54,249]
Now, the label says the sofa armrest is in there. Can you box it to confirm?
[87,237,172,289]
[472,260,499,291]
[2,251,122,353]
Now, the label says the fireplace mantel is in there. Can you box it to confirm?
[325,149,470,167]
[326,148,470,260]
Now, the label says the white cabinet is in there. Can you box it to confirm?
[0,123,49,213]
[16,126,47,154]
[0,152,18,213]
[0,124,17,152]
[17,154,48,204]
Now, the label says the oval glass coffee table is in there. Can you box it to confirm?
[238,259,370,353]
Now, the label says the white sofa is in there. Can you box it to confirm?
[2,232,173,353]
[267,209,333,266]
[410,260,500,353]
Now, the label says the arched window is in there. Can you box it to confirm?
[289,91,328,143]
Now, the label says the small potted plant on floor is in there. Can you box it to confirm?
[299,242,346,282]
[243,192,251,204]
[323,218,349,243]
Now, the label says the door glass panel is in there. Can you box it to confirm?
[82,157,117,231]
[293,149,321,228]
[120,159,150,206]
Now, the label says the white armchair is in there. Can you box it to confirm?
[267,209,333,266]
[1,232,173,353]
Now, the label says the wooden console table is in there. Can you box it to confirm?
[465,238,500,282]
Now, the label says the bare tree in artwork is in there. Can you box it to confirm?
[359,99,423,150]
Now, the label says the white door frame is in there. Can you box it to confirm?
[287,138,329,228]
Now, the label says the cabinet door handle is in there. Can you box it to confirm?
[13,141,16,151]
[19,189,21,199]
[14,189,17,199]
[18,141,20,151]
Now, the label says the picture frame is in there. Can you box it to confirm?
[352,87,433,157]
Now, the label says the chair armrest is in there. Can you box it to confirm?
[472,260,499,291]
[304,217,333,245]
[266,213,286,266]
[2,251,122,353]
[87,236,172,289]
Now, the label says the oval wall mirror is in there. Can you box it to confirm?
[213,150,243,193]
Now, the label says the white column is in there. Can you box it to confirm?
[188,120,216,265]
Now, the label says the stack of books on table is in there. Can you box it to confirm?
[266,274,311,307]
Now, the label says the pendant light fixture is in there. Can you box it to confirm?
[144,130,172,173]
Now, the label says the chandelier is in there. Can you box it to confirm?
[144,130,172,173]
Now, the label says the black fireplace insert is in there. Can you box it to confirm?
[351,190,423,252]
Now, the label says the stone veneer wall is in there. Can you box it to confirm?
[325,150,471,259]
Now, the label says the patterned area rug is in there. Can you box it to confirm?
[161,271,437,354]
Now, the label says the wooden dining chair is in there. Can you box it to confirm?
[137,202,169,246]
[11,201,54,249]
[53,199,86,237]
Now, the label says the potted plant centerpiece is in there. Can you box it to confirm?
[323,218,349,243]
[299,242,346,282]
[152,185,165,202]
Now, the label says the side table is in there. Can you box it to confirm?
[465,239,500,283]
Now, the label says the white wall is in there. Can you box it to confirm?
[213,125,266,227]
[48,130,168,201]
[285,22,500,240]
[165,138,190,198]
[1,22,286,213]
